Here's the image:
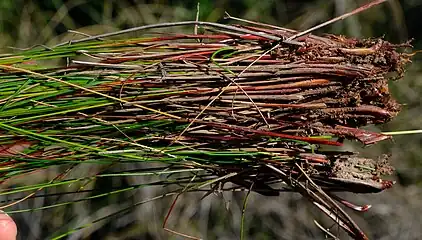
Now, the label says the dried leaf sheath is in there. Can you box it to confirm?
[0,22,411,239]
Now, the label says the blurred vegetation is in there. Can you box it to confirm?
[0,0,421,239]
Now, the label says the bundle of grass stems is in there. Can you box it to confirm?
[0,2,415,240]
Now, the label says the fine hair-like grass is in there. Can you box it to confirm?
[0,2,416,239]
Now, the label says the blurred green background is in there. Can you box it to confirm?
[1,0,422,239]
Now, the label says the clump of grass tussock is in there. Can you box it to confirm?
[0,4,416,239]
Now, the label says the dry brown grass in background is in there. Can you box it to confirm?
[0,1,421,239]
